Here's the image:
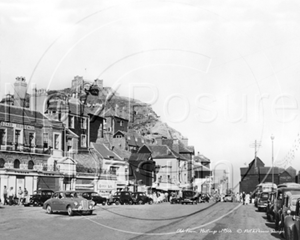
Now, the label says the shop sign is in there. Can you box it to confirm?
[98,180,116,190]
[1,122,35,130]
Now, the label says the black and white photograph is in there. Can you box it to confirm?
[1,1,300,239]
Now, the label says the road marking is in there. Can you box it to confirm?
[80,203,243,236]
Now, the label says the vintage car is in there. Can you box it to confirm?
[77,191,107,206]
[278,191,300,232]
[107,191,135,205]
[132,192,153,205]
[43,191,95,216]
[24,189,54,207]
[274,187,300,230]
[223,194,233,202]
[266,191,276,222]
[257,191,270,212]
[180,190,198,205]
[283,198,300,240]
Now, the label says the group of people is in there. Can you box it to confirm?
[237,191,251,205]
[2,186,28,206]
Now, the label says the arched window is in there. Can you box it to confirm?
[14,159,20,169]
[0,158,5,168]
[28,160,34,170]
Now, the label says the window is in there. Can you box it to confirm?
[0,129,7,145]
[43,133,49,148]
[14,159,20,169]
[14,129,22,144]
[0,158,5,168]
[81,117,87,129]
[69,116,75,128]
[54,133,61,150]
[29,133,35,147]
[28,160,34,170]
[81,134,86,148]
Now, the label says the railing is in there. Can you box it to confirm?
[0,143,52,155]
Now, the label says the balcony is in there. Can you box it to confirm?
[0,142,53,155]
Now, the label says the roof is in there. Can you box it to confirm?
[92,143,122,160]
[0,103,53,128]
[194,154,210,163]
[73,153,101,171]
[129,153,152,161]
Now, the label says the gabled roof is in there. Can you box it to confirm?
[92,143,122,160]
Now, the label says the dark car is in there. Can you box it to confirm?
[181,190,198,205]
[132,192,153,205]
[283,198,300,240]
[24,189,54,207]
[266,191,276,222]
[43,191,95,216]
[108,191,135,205]
[257,191,270,212]
[274,187,300,230]
[77,191,107,206]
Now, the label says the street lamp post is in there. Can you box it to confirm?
[271,135,275,189]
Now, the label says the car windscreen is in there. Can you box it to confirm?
[261,193,269,199]
[65,192,78,198]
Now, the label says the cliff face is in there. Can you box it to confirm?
[48,84,184,141]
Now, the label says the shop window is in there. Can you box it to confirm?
[14,159,20,169]
[28,160,34,170]
[0,158,5,168]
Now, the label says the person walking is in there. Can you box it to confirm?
[23,188,28,204]
[17,187,23,205]
[8,187,14,206]
[242,191,246,205]
[3,186,8,205]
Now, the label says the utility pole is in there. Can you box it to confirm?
[250,140,261,183]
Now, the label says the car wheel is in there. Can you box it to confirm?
[67,206,73,216]
[46,205,52,214]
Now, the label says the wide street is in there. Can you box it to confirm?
[0,202,284,240]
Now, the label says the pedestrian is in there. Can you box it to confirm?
[242,191,246,205]
[3,186,8,205]
[17,187,23,205]
[23,188,28,204]
[8,187,14,206]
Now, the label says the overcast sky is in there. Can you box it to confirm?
[1,0,300,190]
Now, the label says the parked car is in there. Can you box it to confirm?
[132,192,153,205]
[278,191,300,233]
[107,191,135,205]
[77,191,107,206]
[274,187,300,230]
[24,189,54,207]
[266,191,276,222]
[223,194,233,202]
[283,197,300,240]
[257,191,270,212]
[43,191,95,216]
[181,190,198,205]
